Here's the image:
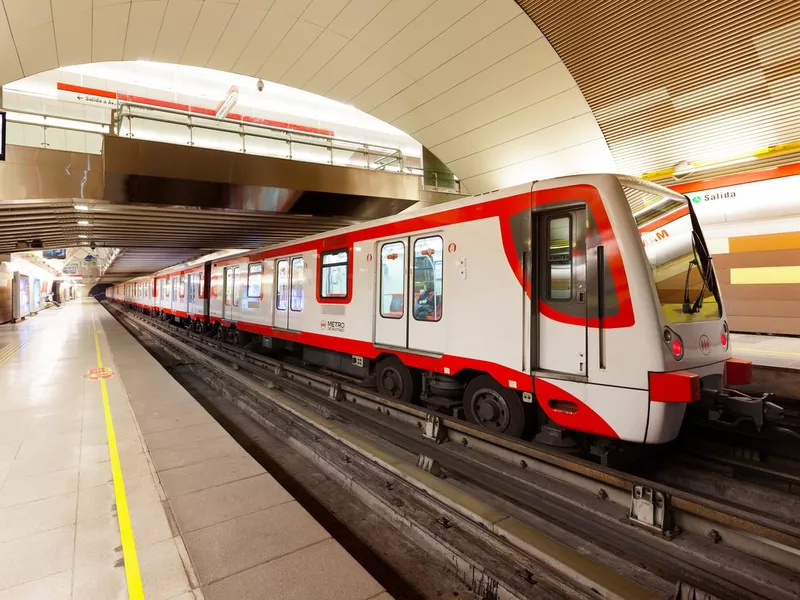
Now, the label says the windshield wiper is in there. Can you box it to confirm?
[682,232,714,314]
[682,259,698,314]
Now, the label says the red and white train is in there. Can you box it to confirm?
[108,174,757,446]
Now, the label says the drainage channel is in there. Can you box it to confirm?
[109,303,800,600]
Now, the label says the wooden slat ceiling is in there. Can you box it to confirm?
[516,0,800,176]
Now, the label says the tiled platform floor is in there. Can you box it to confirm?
[0,299,390,600]
[732,333,800,370]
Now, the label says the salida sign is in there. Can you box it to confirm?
[690,190,737,204]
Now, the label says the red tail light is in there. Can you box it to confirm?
[720,332,727,348]
[664,327,684,361]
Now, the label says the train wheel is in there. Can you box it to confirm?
[376,357,419,403]
[463,375,525,438]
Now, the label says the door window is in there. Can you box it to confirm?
[291,258,304,311]
[547,216,572,301]
[247,262,262,298]
[276,260,289,310]
[413,236,443,322]
[225,268,234,306]
[380,241,405,318]
[232,268,240,306]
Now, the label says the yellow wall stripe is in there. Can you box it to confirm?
[91,315,145,600]
[730,266,800,285]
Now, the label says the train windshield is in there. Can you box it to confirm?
[624,184,722,323]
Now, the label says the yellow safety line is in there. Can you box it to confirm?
[91,315,145,600]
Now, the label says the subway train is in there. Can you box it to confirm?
[107,174,757,447]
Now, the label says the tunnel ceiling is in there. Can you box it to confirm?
[0,0,614,194]
[516,0,800,176]
[1,199,360,280]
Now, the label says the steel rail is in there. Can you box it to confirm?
[112,304,800,569]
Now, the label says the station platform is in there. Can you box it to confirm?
[0,298,390,600]
[732,333,800,370]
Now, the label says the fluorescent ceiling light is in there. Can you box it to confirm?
[77,220,90,226]
[78,234,88,239]
[74,204,89,211]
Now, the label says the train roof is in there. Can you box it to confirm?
[112,173,683,286]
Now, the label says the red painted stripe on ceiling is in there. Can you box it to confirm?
[56,82,335,137]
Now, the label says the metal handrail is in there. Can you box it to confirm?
[5,106,462,194]
[113,100,408,172]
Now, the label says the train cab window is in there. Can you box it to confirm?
[291,258,304,311]
[320,249,348,299]
[380,241,405,319]
[413,236,443,322]
[547,216,572,301]
[276,260,289,310]
[247,262,262,298]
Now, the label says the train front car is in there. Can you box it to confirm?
[535,174,760,450]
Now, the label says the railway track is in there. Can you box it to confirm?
[107,302,800,600]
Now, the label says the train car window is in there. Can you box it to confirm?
[413,236,443,322]
[291,258,304,311]
[179,275,186,298]
[276,260,289,310]
[547,216,572,301]
[188,274,194,302]
[380,241,405,319]
[320,249,349,299]
[247,262,263,298]
[165,279,171,298]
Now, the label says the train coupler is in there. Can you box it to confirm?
[700,388,783,431]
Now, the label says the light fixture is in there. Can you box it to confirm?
[74,204,89,211]
[78,234,88,239]
[77,220,90,226]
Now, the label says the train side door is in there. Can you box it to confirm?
[187,274,195,315]
[273,259,290,330]
[287,257,305,331]
[222,267,237,320]
[408,234,446,354]
[374,238,409,348]
[537,209,587,375]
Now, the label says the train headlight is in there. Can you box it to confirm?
[721,321,729,350]
[663,327,684,361]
